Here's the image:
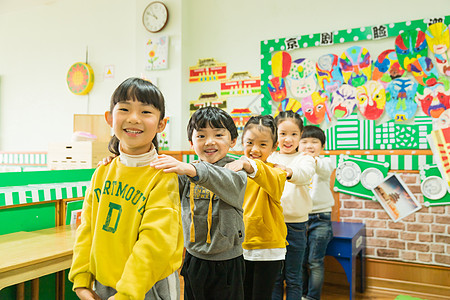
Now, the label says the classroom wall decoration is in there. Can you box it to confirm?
[189,58,227,82]
[66,62,94,95]
[260,15,450,151]
[419,164,450,206]
[220,72,261,96]
[189,92,226,115]
[145,36,169,70]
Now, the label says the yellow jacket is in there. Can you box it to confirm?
[69,158,183,300]
[243,159,287,250]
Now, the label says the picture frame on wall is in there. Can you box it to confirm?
[372,173,422,222]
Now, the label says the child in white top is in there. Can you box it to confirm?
[299,125,335,300]
[268,111,316,300]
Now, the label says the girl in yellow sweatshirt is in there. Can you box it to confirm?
[69,78,183,300]
[225,115,287,300]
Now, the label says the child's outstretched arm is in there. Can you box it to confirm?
[151,154,197,177]
[316,156,334,179]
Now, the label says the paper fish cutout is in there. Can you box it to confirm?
[416,83,450,118]
[385,78,418,121]
[339,46,372,88]
[356,81,386,120]
[410,57,439,86]
[288,58,317,98]
[301,90,330,124]
[372,49,406,87]
[271,51,292,78]
[274,98,303,117]
[330,84,357,119]
[395,29,428,72]
[267,77,287,102]
[425,22,450,76]
[433,108,450,129]
[316,54,344,93]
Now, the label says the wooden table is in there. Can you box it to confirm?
[0,225,76,293]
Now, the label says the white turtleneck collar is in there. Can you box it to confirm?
[118,143,158,167]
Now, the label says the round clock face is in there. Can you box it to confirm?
[143,1,169,33]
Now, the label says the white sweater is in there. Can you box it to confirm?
[268,152,316,223]
[310,156,335,213]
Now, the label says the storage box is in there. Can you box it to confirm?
[47,141,111,170]
[73,114,111,142]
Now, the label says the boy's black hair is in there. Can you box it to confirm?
[301,125,326,146]
[187,106,238,141]
[242,115,277,146]
[108,77,165,155]
[274,110,304,132]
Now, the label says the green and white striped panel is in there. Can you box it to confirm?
[0,181,90,207]
[325,115,375,150]
[324,154,434,171]
[0,153,47,165]
[183,154,199,163]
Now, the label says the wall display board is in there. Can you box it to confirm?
[419,164,450,206]
[260,15,450,151]
[333,154,390,199]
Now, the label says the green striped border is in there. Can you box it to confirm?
[0,152,47,165]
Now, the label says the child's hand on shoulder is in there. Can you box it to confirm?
[75,287,101,300]
[225,156,254,174]
[97,155,116,167]
[150,154,197,177]
[273,163,293,179]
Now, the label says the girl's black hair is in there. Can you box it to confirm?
[274,110,304,132]
[242,115,277,146]
[187,106,238,141]
[301,125,326,146]
[108,77,165,155]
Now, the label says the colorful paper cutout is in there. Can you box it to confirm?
[267,77,287,102]
[410,57,439,86]
[287,58,317,98]
[316,54,344,93]
[427,127,450,186]
[66,62,94,95]
[395,29,428,72]
[271,51,292,78]
[220,72,261,96]
[356,81,386,120]
[433,108,450,129]
[416,83,450,118]
[230,108,252,131]
[385,78,418,121]
[372,49,405,87]
[330,84,357,119]
[339,46,371,87]
[425,22,450,76]
[189,92,226,115]
[302,90,330,124]
[274,98,302,117]
[189,58,227,82]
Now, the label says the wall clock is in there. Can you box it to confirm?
[142,1,169,33]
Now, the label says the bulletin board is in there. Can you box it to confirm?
[259,15,450,151]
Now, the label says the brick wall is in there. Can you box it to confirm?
[339,173,450,267]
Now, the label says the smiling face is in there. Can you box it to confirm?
[190,125,236,164]
[243,126,276,162]
[106,100,165,155]
[277,119,301,154]
[298,137,324,157]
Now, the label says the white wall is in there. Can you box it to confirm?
[1,0,449,151]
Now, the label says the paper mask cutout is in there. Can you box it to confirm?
[274,98,303,117]
[267,77,287,102]
[356,81,386,120]
[372,49,405,87]
[395,30,428,72]
[330,84,357,119]
[302,91,330,124]
[410,57,439,86]
[271,51,292,78]
[316,54,344,93]
[434,108,450,129]
[385,78,418,121]
[288,58,317,98]
[416,83,450,118]
[339,46,371,88]
[425,23,450,76]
